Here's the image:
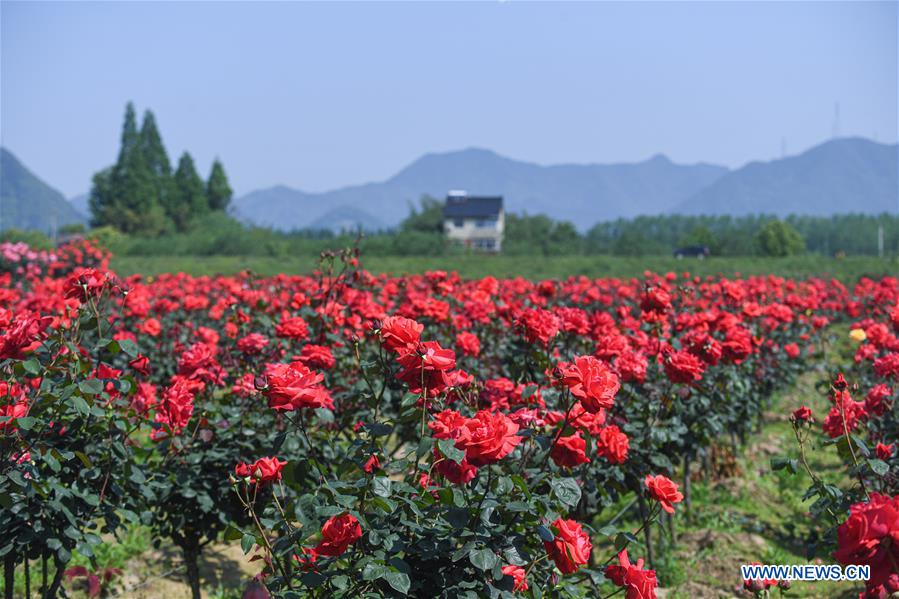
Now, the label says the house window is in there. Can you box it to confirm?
[473,239,495,250]
[476,218,497,228]
[453,218,464,227]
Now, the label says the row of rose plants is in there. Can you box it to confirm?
[772,276,898,599]
[0,240,875,598]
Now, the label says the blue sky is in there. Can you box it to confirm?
[1,1,896,197]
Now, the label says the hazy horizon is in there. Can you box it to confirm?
[2,1,896,198]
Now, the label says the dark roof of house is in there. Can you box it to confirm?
[443,195,503,218]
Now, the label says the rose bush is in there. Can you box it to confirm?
[1,241,885,598]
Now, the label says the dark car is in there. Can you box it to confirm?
[674,245,710,259]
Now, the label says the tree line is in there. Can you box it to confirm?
[89,103,233,235]
[394,197,898,258]
[76,197,895,259]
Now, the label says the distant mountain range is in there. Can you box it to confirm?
[234,149,728,232]
[673,138,898,216]
[233,138,897,232]
[0,148,86,233]
[1,138,896,235]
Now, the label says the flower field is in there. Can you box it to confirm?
[1,239,897,599]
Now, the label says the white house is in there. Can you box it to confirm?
[442,191,504,252]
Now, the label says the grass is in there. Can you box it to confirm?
[110,254,899,281]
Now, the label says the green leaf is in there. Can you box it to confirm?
[224,526,243,541]
[869,459,889,476]
[550,477,581,508]
[383,571,410,595]
[437,438,465,464]
[469,548,498,571]
[770,456,799,474]
[240,534,255,554]
[615,532,637,550]
[71,396,91,415]
[22,358,40,375]
[15,416,36,430]
[373,476,392,498]
[44,451,61,473]
[417,436,433,459]
[118,338,139,358]
[536,524,554,542]
[79,379,104,395]
[362,563,389,581]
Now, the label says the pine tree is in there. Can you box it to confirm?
[118,102,140,163]
[139,110,176,229]
[89,102,166,235]
[206,159,233,211]
[172,152,208,231]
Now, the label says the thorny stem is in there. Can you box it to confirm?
[836,391,870,500]
[235,485,293,588]
[793,424,840,522]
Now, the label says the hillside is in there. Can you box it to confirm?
[0,148,87,233]
[673,138,898,216]
[234,149,728,232]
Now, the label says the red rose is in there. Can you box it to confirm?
[874,353,899,379]
[296,344,336,370]
[237,333,269,355]
[644,474,683,514]
[660,347,705,385]
[235,457,287,484]
[551,433,590,468]
[833,494,899,587]
[433,447,478,485]
[596,425,629,464]
[456,410,522,467]
[314,513,362,557]
[128,354,151,376]
[152,379,196,438]
[605,549,658,599]
[876,443,894,460]
[141,318,162,337]
[0,402,28,433]
[396,341,456,394]
[378,316,423,354]
[63,268,107,303]
[501,564,528,591]
[275,316,309,341]
[792,405,813,422]
[543,518,592,575]
[131,382,157,415]
[178,342,216,377]
[640,286,671,314]
[822,390,866,438]
[428,410,469,441]
[865,384,893,417]
[264,361,334,411]
[559,355,620,414]
[517,309,561,346]
[363,454,381,473]
[456,331,481,357]
[0,312,53,360]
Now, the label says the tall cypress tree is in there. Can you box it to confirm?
[118,102,140,163]
[139,110,176,230]
[89,102,166,234]
[172,152,208,231]
[206,159,233,211]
